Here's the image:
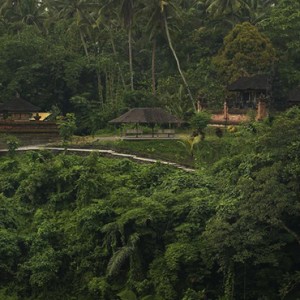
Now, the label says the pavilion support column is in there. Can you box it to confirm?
[256,98,267,121]
[223,101,229,122]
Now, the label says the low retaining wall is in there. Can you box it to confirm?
[211,114,250,125]
[0,121,58,133]
[0,121,60,149]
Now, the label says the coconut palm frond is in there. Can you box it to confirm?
[107,245,134,276]
[106,232,140,276]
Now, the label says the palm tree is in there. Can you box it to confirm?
[45,0,95,60]
[45,0,112,106]
[142,0,164,95]
[107,233,140,276]
[178,134,201,158]
[0,0,20,14]
[104,0,135,91]
[93,4,126,89]
[205,0,246,18]
[0,0,47,32]
[239,0,278,24]
[121,0,134,91]
[160,0,195,110]
[204,0,276,23]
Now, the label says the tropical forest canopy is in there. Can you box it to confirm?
[1,107,300,299]
[0,0,300,133]
[1,1,300,299]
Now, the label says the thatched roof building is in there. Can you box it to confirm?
[227,75,271,110]
[109,108,181,124]
[288,87,300,107]
[0,95,40,113]
[228,74,271,92]
[0,94,41,121]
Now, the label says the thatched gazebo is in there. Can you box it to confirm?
[109,107,181,137]
[0,94,41,121]
[228,74,271,110]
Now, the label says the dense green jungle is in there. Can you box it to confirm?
[1,0,300,299]
[0,0,299,133]
[1,108,300,299]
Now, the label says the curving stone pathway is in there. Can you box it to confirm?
[0,145,196,173]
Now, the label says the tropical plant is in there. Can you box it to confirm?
[205,0,246,18]
[178,135,201,157]
[4,135,20,156]
[56,113,77,146]
[190,111,211,140]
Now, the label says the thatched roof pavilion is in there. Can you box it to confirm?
[0,95,40,113]
[109,108,181,124]
[0,94,41,121]
[228,74,270,92]
[227,74,271,110]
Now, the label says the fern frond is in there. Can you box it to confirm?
[107,245,133,276]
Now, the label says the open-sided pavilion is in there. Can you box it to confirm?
[109,107,182,138]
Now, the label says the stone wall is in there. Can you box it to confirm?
[211,113,250,125]
[0,120,58,133]
[0,121,60,149]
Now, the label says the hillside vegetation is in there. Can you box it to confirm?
[0,108,300,299]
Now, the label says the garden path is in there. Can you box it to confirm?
[0,144,195,173]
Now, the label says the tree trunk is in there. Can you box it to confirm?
[128,23,134,91]
[224,261,235,300]
[163,13,195,111]
[152,38,156,96]
[109,27,126,89]
[79,29,90,62]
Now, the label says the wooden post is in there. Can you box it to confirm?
[256,96,268,120]
[224,101,229,122]
[222,100,229,128]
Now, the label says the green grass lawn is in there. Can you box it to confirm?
[91,139,195,167]
[66,126,250,168]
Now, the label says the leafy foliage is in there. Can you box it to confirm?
[1,109,300,299]
[0,150,216,299]
[214,22,276,83]
[4,135,20,156]
[57,113,77,146]
[0,0,295,133]
[0,1,300,299]
[190,111,211,139]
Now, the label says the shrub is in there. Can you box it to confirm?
[5,135,20,156]
[190,112,211,140]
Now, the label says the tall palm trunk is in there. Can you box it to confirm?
[151,38,156,95]
[79,29,89,61]
[163,13,195,111]
[128,22,134,91]
[109,27,126,89]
